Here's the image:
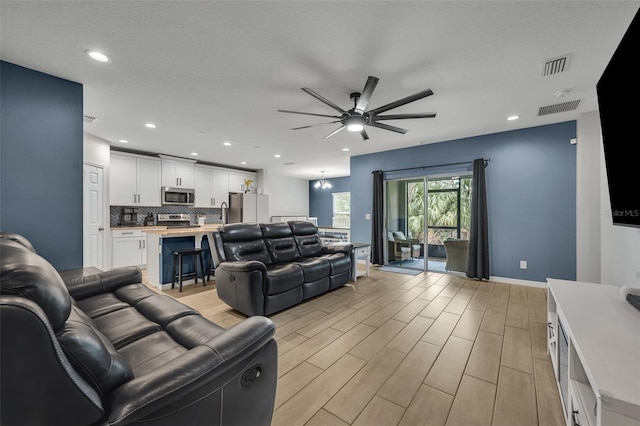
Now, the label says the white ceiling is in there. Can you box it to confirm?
[2,1,638,180]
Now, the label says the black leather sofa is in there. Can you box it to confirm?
[0,232,277,426]
[210,221,354,316]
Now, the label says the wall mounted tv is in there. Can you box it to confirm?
[596,7,640,228]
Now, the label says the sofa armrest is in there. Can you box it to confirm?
[322,242,353,255]
[216,260,267,274]
[215,261,268,316]
[107,317,277,426]
[62,266,143,301]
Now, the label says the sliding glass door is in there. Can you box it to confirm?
[385,175,471,272]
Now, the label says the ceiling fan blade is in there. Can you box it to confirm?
[355,76,379,114]
[324,125,346,139]
[360,128,370,141]
[291,120,341,130]
[367,121,408,134]
[278,109,342,119]
[301,88,347,114]
[369,88,434,115]
[374,113,437,120]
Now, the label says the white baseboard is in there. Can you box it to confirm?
[489,275,547,288]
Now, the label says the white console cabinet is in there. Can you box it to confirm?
[547,279,640,426]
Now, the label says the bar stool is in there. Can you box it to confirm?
[171,248,207,292]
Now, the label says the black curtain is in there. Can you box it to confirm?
[371,170,384,265]
[466,158,490,280]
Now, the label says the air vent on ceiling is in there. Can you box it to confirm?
[538,100,581,116]
[542,54,571,76]
[83,115,97,123]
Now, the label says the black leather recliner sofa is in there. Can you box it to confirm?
[0,232,277,426]
[210,221,354,316]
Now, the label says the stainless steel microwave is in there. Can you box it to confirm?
[162,187,195,206]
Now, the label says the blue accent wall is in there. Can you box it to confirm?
[309,176,350,227]
[350,121,577,282]
[0,61,83,269]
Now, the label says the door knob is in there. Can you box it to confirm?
[98,227,104,231]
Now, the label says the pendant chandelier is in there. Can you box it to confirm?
[314,171,332,189]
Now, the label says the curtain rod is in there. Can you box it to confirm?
[378,158,490,174]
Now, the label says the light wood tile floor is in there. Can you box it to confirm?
[146,267,565,426]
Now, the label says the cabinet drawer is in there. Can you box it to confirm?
[112,229,142,238]
[355,246,370,257]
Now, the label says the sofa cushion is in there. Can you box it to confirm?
[294,257,330,282]
[321,252,352,275]
[261,223,301,263]
[92,307,162,349]
[118,331,189,377]
[293,233,323,258]
[75,293,130,318]
[57,305,134,395]
[289,222,324,259]
[218,223,273,265]
[265,263,303,295]
[0,239,71,331]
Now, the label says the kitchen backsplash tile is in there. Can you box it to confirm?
[110,206,223,227]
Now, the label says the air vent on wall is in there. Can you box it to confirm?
[83,115,97,123]
[542,54,571,76]
[538,100,581,116]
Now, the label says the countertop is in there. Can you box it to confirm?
[143,225,221,236]
[111,226,168,231]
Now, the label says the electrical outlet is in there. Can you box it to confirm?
[520,260,527,269]
[365,213,371,220]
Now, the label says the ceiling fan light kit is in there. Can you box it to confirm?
[279,76,437,141]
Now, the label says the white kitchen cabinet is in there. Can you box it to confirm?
[110,152,161,206]
[228,170,257,194]
[160,156,195,188]
[194,165,229,207]
[112,229,147,268]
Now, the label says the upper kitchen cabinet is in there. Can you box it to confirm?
[160,155,195,188]
[228,170,257,194]
[194,165,229,208]
[110,152,161,206]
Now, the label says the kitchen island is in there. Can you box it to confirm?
[145,225,220,290]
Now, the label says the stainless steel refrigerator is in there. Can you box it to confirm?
[228,193,269,223]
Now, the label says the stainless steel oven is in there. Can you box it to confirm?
[162,187,195,206]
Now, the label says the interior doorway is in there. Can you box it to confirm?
[83,164,105,269]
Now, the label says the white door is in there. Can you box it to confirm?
[84,164,104,269]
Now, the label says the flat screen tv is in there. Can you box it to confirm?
[596,7,640,228]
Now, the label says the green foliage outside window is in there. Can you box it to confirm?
[407,177,471,245]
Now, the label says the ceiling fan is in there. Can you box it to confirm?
[278,76,436,141]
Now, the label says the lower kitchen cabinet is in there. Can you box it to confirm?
[112,229,147,268]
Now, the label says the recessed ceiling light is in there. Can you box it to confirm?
[507,115,520,121]
[223,142,232,146]
[274,154,281,158]
[241,161,247,165]
[145,123,156,128]
[85,50,110,62]
[118,139,129,144]
[341,148,350,151]
[191,152,198,156]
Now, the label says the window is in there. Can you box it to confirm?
[332,192,350,228]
